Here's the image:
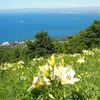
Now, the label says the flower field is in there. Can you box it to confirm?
[0,48,100,100]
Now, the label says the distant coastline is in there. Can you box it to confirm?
[0,7,100,14]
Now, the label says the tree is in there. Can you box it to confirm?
[26,31,54,57]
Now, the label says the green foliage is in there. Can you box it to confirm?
[64,20,100,54]
[0,46,29,64]
[53,42,64,53]
[26,31,54,58]
[0,48,100,99]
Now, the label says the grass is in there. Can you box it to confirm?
[0,48,100,100]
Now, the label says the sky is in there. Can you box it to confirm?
[0,0,100,9]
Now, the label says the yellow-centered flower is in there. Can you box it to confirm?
[36,76,45,86]
[27,75,45,91]
[55,66,80,85]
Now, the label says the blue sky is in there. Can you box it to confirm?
[0,0,100,9]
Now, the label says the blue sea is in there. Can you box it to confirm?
[0,13,100,43]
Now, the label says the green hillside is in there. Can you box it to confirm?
[0,48,100,99]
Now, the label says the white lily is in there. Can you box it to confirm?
[27,75,47,92]
[61,69,80,85]
[43,63,52,71]
[55,65,69,80]
[43,75,51,85]
[55,66,80,85]
[77,58,85,64]
[82,50,94,55]
[27,76,38,91]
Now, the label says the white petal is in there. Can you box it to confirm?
[27,85,35,91]
[66,69,75,78]
[55,66,69,79]
[43,75,51,85]
[66,78,80,84]
[73,78,80,82]
[33,76,38,84]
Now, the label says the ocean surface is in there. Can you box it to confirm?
[0,13,100,43]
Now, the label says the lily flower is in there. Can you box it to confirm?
[39,66,50,78]
[55,65,70,79]
[43,75,51,85]
[35,76,45,86]
[55,66,80,85]
[61,69,80,85]
[27,76,38,91]
[77,58,85,64]
[27,75,45,91]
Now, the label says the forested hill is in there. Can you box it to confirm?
[64,20,100,53]
[0,20,100,63]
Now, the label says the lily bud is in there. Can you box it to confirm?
[49,93,55,99]
[61,58,64,65]
[39,66,50,78]
[48,54,55,68]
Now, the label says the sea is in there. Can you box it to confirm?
[0,13,100,43]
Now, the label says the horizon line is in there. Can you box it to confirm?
[0,6,100,10]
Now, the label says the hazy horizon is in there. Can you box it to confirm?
[0,7,100,14]
[0,0,100,9]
